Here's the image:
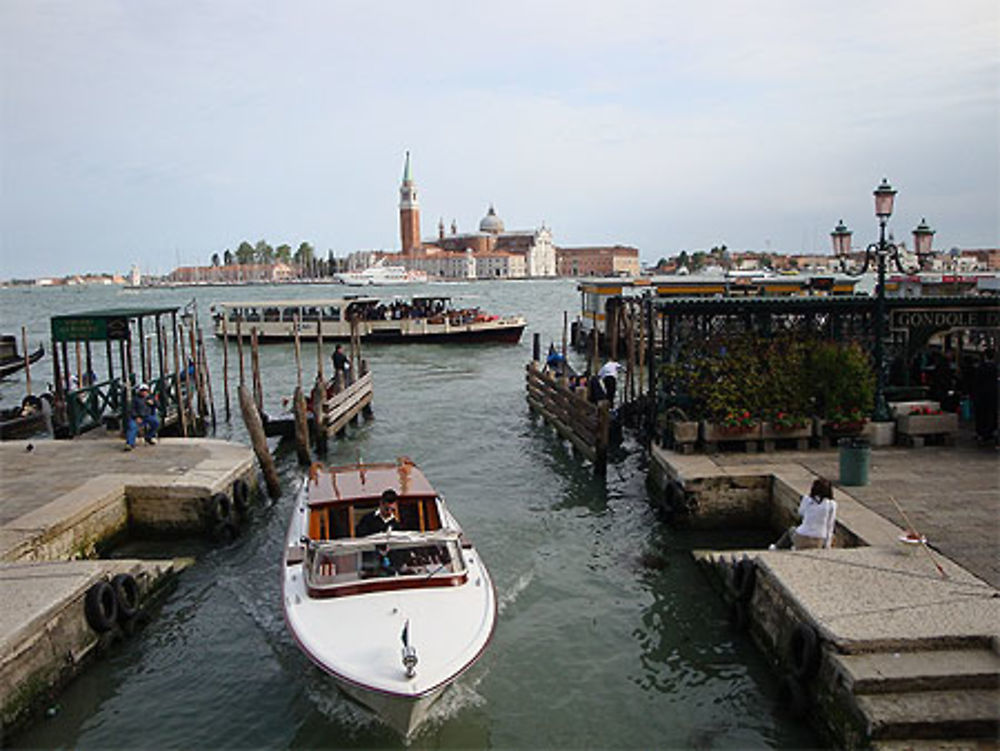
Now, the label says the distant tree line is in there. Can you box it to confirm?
[209,240,342,277]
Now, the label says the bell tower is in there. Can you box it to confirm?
[399,151,421,253]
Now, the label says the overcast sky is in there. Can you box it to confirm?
[1,1,997,278]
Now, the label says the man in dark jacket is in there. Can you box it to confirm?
[124,383,159,451]
[355,489,400,536]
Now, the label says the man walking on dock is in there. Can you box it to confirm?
[598,360,623,406]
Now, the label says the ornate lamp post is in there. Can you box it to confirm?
[831,179,932,422]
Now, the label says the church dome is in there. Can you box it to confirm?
[479,204,505,234]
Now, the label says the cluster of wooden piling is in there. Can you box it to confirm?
[223,314,374,499]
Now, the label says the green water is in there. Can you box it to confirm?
[2,280,817,748]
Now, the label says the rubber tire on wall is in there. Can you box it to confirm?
[732,558,756,603]
[232,478,250,514]
[210,492,233,522]
[777,674,808,719]
[84,580,118,633]
[789,622,820,680]
[111,573,140,621]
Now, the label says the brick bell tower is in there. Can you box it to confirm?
[399,151,421,253]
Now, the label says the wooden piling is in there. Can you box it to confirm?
[197,326,217,430]
[293,385,311,465]
[311,377,328,454]
[21,326,32,396]
[222,316,231,421]
[562,311,568,359]
[239,384,281,499]
[236,316,245,387]
[532,332,541,363]
[251,328,262,413]
[293,315,303,391]
[189,322,207,422]
[172,316,188,438]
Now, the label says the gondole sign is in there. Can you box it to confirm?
[890,308,999,333]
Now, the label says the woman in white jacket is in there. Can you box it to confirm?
[770,477,837,550]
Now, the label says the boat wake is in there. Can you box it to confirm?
[497,568,535,615]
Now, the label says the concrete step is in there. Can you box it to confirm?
[873,739,1000,751]
[834,649,1000,694]
[857,689,1000,741]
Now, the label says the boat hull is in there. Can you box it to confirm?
[217,319,525,344]
[282,467,497,738]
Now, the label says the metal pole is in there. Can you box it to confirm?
[873,220,890,422]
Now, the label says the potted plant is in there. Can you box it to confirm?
[761,410,812,440]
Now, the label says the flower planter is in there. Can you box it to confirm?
[896,413,958,447]
[671,421,699,445]
[700,420,761,443]
[760,421,812,441]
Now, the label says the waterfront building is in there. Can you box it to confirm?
[556,245,640,277]
[167,262,295,284]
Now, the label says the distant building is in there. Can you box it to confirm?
[167,263,295,284]
[394,153,556,279]
[556,245,640,277]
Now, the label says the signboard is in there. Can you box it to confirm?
[890,308,1000,332]
[52,317,129,342]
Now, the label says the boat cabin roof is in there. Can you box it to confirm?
[216,298,378,310]
[306,459,437,507]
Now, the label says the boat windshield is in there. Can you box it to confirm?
[305,533,465,591]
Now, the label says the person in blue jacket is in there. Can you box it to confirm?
[124,383,159,451]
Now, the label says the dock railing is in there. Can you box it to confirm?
[525,360,609,474]
[320,368,373,436]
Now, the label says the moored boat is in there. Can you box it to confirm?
[212,296,525,344]
[336,258,429,286]
[0,335,44,379]
[282,459,496,738]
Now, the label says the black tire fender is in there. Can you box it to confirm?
[84,580,118,633]
[207,492,233,522]
[732,558,756,603]
[21,395,44,412]
[111,573,140,621]
[777,674,808,719]
[789,622,820,680]
[232,478,250,514]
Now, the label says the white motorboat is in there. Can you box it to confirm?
[337,259,428,286]
[282,459,497,738]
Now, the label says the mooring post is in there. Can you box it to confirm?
[251,328,262,414]
[595,402,610,476]
[222,316,231,422]
[311,376,328,454]
[532,332,541,363]
[21,326,32,396]
[239,384,281,498]
[293,384,311,466]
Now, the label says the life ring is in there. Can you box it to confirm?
[728,600,750,632]
[232,478,250,514]
[212,520,239,545]
[789,622,820,680]
[777,674,808,719]
[84,580,118,633]
[111,573,140,621]
[732,558,756,603]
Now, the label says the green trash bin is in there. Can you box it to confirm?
[838,437,870,486]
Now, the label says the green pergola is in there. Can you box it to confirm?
[50,305,185,437]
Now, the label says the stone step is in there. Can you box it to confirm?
[856,689,1000,741]
[834,649,1000,694]
[873,739,1000,751]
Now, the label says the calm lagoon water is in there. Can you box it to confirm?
[2,280,817,749]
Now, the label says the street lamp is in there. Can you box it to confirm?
[831,179,932,422]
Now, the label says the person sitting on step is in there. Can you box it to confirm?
[769,477,837,550]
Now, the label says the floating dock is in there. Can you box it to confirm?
[0,438,256,737]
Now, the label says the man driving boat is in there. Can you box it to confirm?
[355,489,400,537]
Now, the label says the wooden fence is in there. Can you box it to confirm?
[525,360,610,474]
[320,369,373,436]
